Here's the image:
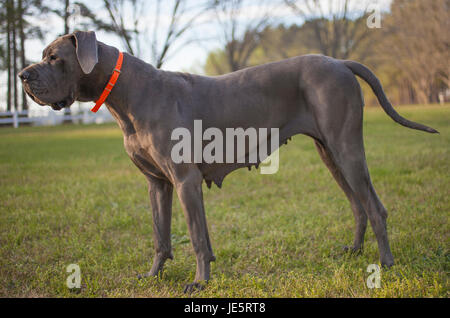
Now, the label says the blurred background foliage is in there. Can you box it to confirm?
[1,0,449,112]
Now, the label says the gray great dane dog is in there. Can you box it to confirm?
[19,31,438,293]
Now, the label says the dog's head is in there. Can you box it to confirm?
[18,31,98,111]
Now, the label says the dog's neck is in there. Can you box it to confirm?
[79,42,159,134]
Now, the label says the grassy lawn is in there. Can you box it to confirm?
[0,104,448,298]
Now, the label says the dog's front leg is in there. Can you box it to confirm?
[138,175,174,279]
[174,168,216,293]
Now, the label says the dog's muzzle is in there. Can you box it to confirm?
[19,70,71,111]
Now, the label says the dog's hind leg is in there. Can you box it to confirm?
[314,140,367,254]
[319,122,394,267]
[303,57,394,267]
[138,175,174,279]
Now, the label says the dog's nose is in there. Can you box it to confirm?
[18,70,30,81]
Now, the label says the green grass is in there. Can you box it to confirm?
[0,104,449,298]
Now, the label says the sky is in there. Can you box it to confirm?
[1,0,392,112]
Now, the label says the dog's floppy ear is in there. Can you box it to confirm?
[72,31,98,74]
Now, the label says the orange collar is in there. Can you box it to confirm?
[90,52,124,113]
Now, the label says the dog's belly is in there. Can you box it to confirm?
[188,57,319,187]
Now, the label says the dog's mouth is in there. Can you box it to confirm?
[23,83,47,106]
[50,100,68,111]
[50,92,76,111]
[23,83,73,111]
[50,93,76,111]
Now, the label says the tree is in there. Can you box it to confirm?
[380,0,450,104]
[99,0,213,68]
[101,0,141,56]
[18,0,27,110]
[12,0,18,112]
[1,0,48,112]
[208,0,280,74]
[63,0,70,34]
[148,0,214,68]
[5,0,13,111]
[285,0,377,61]
[204,24,304,75]
[54,0,73,120]
[258,24,305,61]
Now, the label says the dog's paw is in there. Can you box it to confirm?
[183,282,205,294]
[381,257,394,268]
[342,245,363,256]
[137,271,158,280]
[137,264,166,280]
[137,272,147,280]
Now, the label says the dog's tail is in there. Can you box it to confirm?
[343,60,439,134]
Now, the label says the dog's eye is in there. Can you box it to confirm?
[50,55,58,61]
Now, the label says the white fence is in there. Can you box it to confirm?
[0,108,114,128]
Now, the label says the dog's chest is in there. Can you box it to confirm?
[123,134,166,180]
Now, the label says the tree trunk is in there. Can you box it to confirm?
[412,79,430,105]
[64,0,70,34]
[63,0,72,123]
[12,0,19,112]
[6,0,12,112]
[18,0,28,111]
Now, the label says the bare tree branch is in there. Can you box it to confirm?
[285,0,374,60]
[213,0,280,72]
